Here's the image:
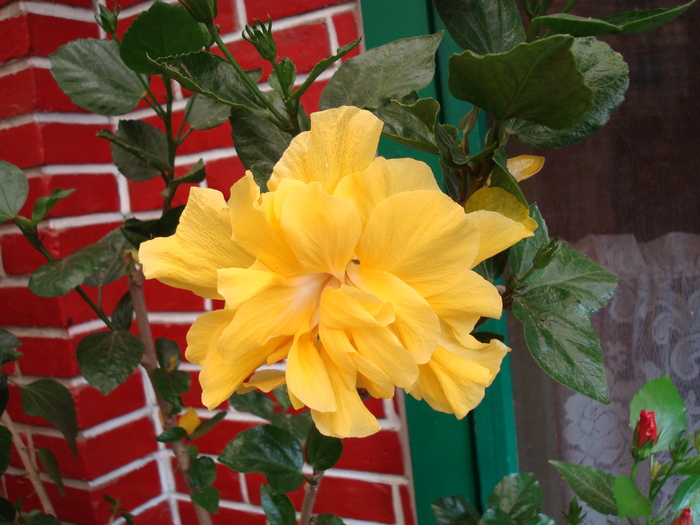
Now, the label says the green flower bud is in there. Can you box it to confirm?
[95,4,120,35]
[562,497,586,525]
[242,17,277,61]
[180,0,217,25]
[532,237,560,269]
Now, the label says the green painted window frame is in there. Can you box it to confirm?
[358,1,519,522]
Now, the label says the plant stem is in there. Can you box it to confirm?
[630,459,640,481]
[1,412,56,517]
[299,469,324,525]
[122,253,213,525]
[208,26,292,131]
[561,0,580,14]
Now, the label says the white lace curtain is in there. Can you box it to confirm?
[553,233,700,519]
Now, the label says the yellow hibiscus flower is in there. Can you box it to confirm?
[139,106,533,438]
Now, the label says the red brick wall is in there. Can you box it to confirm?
[0,0,418,523]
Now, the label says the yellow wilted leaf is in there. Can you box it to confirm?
[506,155,545,182]
[465,187,538,232]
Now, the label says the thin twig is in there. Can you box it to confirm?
[123,253,213,525]
[1,412,56,517]
[299,469,324,525]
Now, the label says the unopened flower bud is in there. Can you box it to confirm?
[637,410,658,447]
[180,0,217,25]
[650,460,661,478]
[95,4,120,34]
[532,237,560,269]
[242,17,277,61]
[672,509,692,525]
[178,407,201,435]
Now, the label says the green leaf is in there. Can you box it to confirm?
[487,473,542,524]
[630,376,686,453]
[23,515,61,525]
[156,426,187,442]
[490,147,527,206]
[111,292,134,332]
[152,368,190,413]
[305,425,343,471]
[480,507,516,525]
[0,161,28,223]
[122,205,184,247]
[261,485,296,525]
[187,95,231,130]
[155,337,182,371]
[320,32,443,110]
[676,457,700,476]
[219,425,304,493]
[0,496,15,524]
[316,516,346,525]
[511,38,629,148]
[21,379,78,456]
[432,495,481,525]
[100,120,171,181]
[397,97,441,129]
[50,39,146,116]
[229,106,292,190]
[189,411,227,440]
[0,328,22,367]
[449,36,592,129]
[0,376,7,419]
[614,477,651,518]
[30,189,75,227]
[157,52,266,113]
[373,103,439,155]
[433,0,525,55]
[37,448,65,498]
[76,331,145,395]
[435,123,468,168]
[191,486,219,514]
[270,411,313,444]
[533,1,696,37]
[672,476,700,519]
[550,461,617,515]
[526,514,554,525]
[120,1,208,75]
[229,390,275,421]
[0,427,12,476]
[169,159,206,192]
[291,38,361,102]
[508,205,549,278]
[29,242,109,297]
[82,228,132,287]
[190,456,217,490]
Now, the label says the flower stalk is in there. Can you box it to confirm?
[299,469,324,525]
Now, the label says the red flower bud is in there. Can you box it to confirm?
[637,410,658,447]
[672,509,692,525]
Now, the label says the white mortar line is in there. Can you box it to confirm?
[326,13,340,53]
[116,173,132,215]
[109,493,172,525]
[324,467,409,486]
[42,164,117,175]
[0,326,69,338]
[81,406,152,439]
[146,312,202,324]
[0,1,21,20]
[0,114,33,131]
[88,453,160,487]
[117,0,178,20]
[0,276,30,288]
[238,471,250,504]
[23,1,95,21]
[10,374,84,388]
[34,112,111,125]
[391,483,405,525]
[174,147,238,166]
[66,319,105,337]
[44,211,124,229]
[233,0,246,30]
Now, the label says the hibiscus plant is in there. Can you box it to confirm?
[0,0,696,523]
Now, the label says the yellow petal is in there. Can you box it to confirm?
[269,106,384,194]
[426,270,502,339]
[352,353,395,399]
[280,182,362,277]
[178,407,201,435]
[311,351,381,438]
[318,324,358,389]
[217,266,285,309]
[465,187,537,232]
[243,369,286,392]
[352,324,418,389]
[320,285,393,330]
[334,156,439,225]
[185,309,235,365]
[139,187,254,299]
[464,210,534,267]
[356,190,478,296]
[409,338,508,418]
[347,264,439,365]
[507,155,544,182]
[286,333,337,412]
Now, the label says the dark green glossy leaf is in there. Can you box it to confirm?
[508,205,549,278]
[189,411,227,441]
[190,456,217,490]
[120,1,208,74]
[30,189,75,227]
[397,97,440,129]
[270,411,313,444]
[192,486,219,514]
[100,120,170,181]
[614,477,651,518]
[23,515,61,525]
[29,243,109,297]
[480,507,516,525]
[320,32,442,110]
[449,36,592,129]
[550,461,617,515]
[526,514,554,525]
[676,457,700,476]
[153,368,190,412]
[111,292,134,332]
[50,39,146,115]
[630,376,686,453]
[0,496,15,524]
[37,448,65,498]
[155,337,181,371]
[316,515,346,525]
[533,1,695,37]
[261,484,296,525]
[305,425,343,471]
[187,95,232,130]
[156,426,187,442]
[0,161,28,223]
[435,123,468,168]
[433,0,525,54]
[0,328,22,367]
[219,425,304,493]
[76,331,144,395]
[158,52,265,113]
[473,250,509,283]
[122,205,184,247]
[432,494,480,525]
[82,228,132,287]
[373,102,439,155]
[21,379,77,456]
[0,376,8,417]
[0,427,12,476]
[291,38,361,102]
[273,386,292,410]
[512,38,628,148]
[487,473,542,524]
[672,476,700,520]
[170,159,206,191]
[490,147,527,206]
[229,390,275,420]
[229,106,292,190]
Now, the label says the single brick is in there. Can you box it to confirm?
[335,430,404,475]
[134,500,173,524]
[143,279,206,312]
[17,334,81,377]
[0,123,43,169]
[0,68,36,119]
[27,14,99,57]
[40,123,112,164]
[189,419,256,455]
[0,15,30,62]
[202,156,246,199]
